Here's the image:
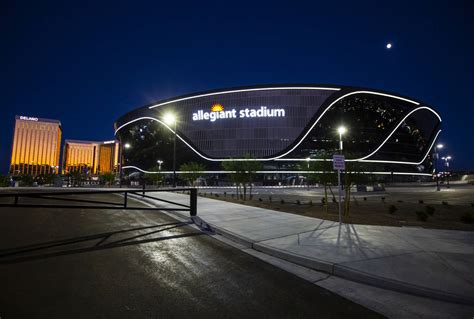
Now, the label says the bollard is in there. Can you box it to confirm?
[142,183,146,197]
[190,188,197,216]
[124,192,128,208]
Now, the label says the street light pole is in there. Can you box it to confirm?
[119,142,123,188]
[337,126,347,225]
[339,131,344,151]
[434,144,443,191]
[119,142,131,188]
[442,156,451,189]
[163,113,177,188]
[305,157,310,189]
[172,120,177,187]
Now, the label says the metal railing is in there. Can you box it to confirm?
[0,188,197,217]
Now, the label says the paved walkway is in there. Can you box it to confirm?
[138,191,474,305]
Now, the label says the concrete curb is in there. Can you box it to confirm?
[133,194,474,306]
[333,264,474,306]
[254,242,474,306]
[205,222,255,248]
[253,242,334,274]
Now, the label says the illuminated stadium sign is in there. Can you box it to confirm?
[192,105,286,122]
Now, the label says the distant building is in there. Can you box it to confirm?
[63,140,119,175]
[98,141,120,174]
[10,115,62,176]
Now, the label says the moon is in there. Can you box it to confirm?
[386,43,392,49]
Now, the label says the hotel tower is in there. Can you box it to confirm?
[9,116,62,176]
[62,140,119,175]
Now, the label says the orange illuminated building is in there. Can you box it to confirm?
[63,140,119,175]
[98,141,120,174]
[10,116,62,176]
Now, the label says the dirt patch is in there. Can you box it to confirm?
[200,193,474,231]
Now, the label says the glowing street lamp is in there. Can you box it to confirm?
[119,142,131,188]
[434,143,444,191]
[157,160,163,171]
[163,112,177,187]
[337,126,347,151]
[163,113,176,126]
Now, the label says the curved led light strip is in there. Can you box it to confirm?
[115,91,440,165]
[122,165,432,176]
[148,86,341,109]
[354,107,441,161]
[275,128,442,166]
[267,90,423,160]
[115,116,233,162]
[359,129,442,165]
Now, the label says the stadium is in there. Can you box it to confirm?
[114,85,442,183]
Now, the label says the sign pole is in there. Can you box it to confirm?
[338,169,342,225]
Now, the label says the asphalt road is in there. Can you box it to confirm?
[0,192,382,318]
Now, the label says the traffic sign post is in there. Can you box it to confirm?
[332,155,345,170]
[333,155,345,224]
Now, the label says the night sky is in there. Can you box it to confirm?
[1,1,473,172]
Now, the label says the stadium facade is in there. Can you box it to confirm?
[114,85,442,182]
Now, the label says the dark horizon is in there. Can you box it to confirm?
[2,1,473,172]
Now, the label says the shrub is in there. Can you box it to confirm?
[388,205,397,214]
[418,199,424,204]
[425,205,435,216]
[442,201,449,206]
[416,210,428,221]
[460,212,473,224]
[280,199,285,204]
[215,194,219,197]
[20,175,34,187]
[0,175,10,187]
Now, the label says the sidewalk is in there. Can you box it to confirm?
[138,191,474,305]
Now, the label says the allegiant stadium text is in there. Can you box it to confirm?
[192,106,286,122]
